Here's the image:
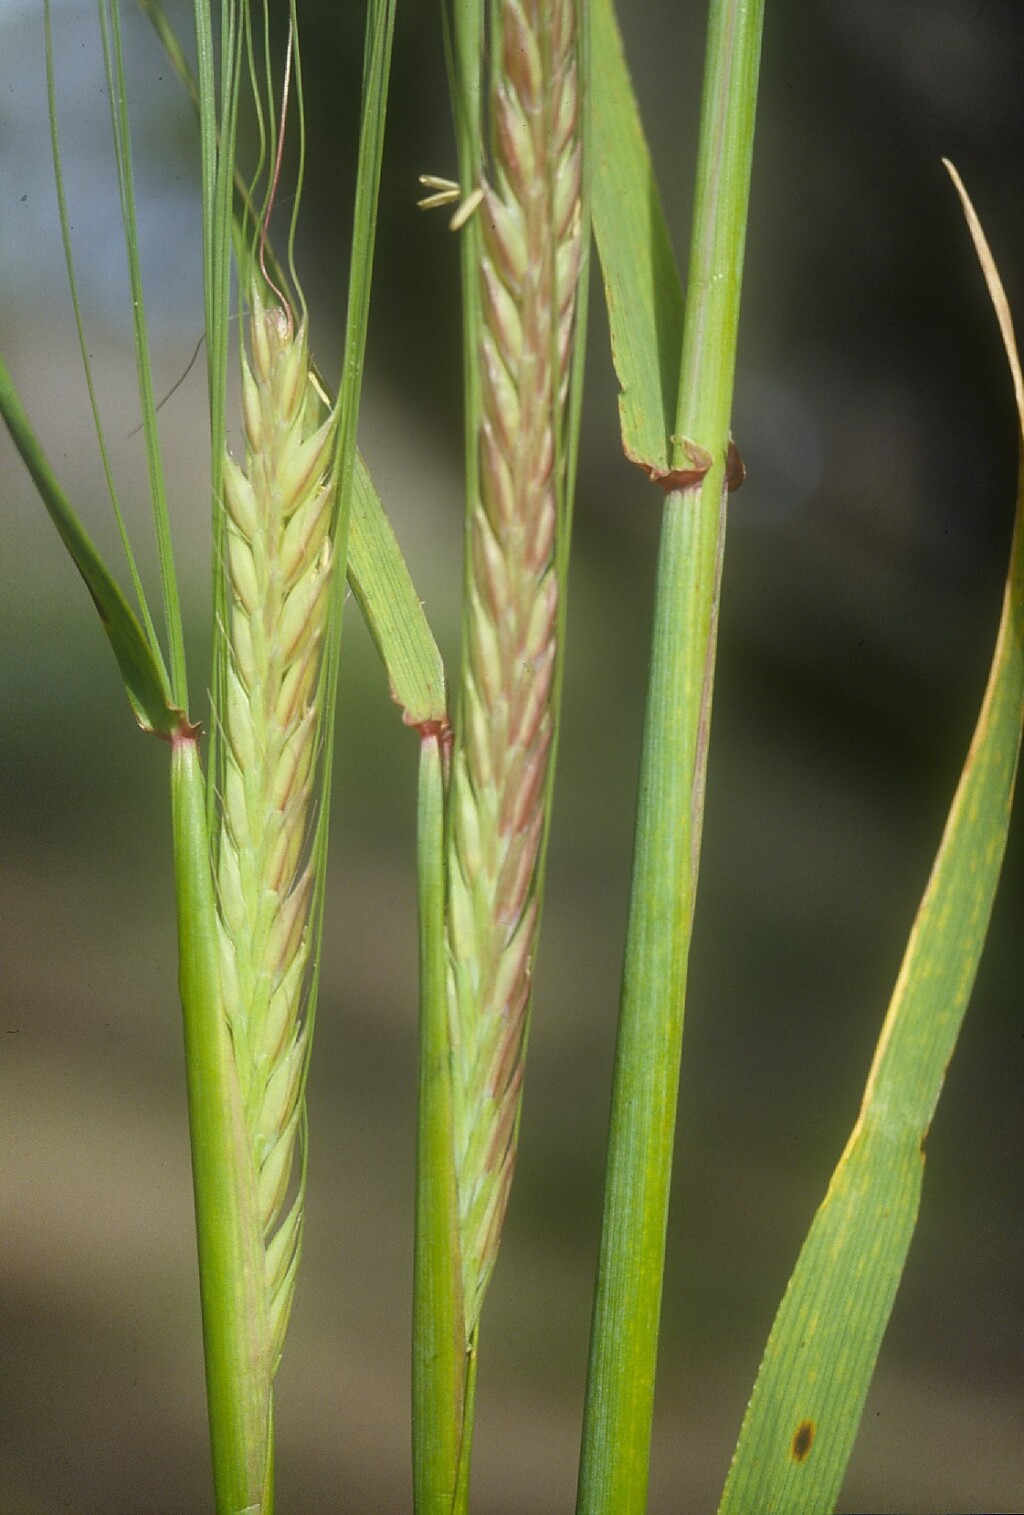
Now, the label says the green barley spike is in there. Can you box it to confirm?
[216,278,336,1370]
[447,0,583,1339]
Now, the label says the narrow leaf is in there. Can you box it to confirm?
[591,0,684,480]
[99,0,187,706]
[349,455,448,727]
[0,357,182,737]
[718,168,1024,1515]
[44,0,161,661]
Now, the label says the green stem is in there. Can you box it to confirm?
[412,732,466,1513]
[452,1332,478,1515]
[171,735,270,1514]
[443,0,484,560]
[575,3,764,1512]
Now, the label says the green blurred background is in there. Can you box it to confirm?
[2,2,1022,1510]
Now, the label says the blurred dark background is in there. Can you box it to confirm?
[2,1,1023,1510]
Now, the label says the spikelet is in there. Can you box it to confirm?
[216,280,336,1370]
[447,0,583,1336]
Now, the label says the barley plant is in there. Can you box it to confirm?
[447,0,583,1356]
[3,0,1023,1511]
[410,0,586,1501]
[217,272,337,1376]
[3,0,394,1504]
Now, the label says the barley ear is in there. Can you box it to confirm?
[447,0,583,1338]
[216,278,337,1373]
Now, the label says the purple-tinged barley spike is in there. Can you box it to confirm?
[446,0,583,1339]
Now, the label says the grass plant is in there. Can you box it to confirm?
[4,0,395,1504]
[578,4,762,1506]
[216,274,338,1382]
[412,2,587,1504]
[3,1,1022,1511]
[445,0,584,1340]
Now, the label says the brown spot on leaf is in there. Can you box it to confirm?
[791,1419,815,1463]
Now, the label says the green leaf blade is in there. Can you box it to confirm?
[99,0,187,707]
[349,454,448,728]
[591,0,684,478]
[0,357,181,738]
[718,172,1024,1515]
